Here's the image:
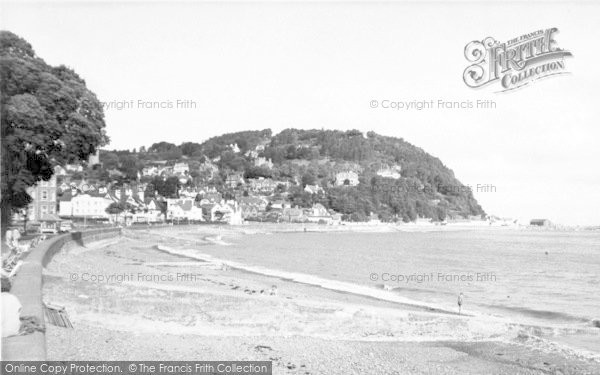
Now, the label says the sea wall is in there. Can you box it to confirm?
[1,228,122,360]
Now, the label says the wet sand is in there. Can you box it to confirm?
[42,229,600,374]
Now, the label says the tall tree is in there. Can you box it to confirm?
[0,31,108,235]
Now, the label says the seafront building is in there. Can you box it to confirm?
[58,191,113,221]
[26,175,58,221]
[12,146,495,229]
[166,198,204,221]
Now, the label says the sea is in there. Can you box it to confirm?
[163,228,600,355]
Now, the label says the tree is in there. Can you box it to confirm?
[234,138,248,153]
[144,176,180,199]
[105,202,125,222]
[118,154,140,180]
[180,142,202,157]
[244,166,272,179]
[1,31,108,235]
[301,173,316,187]
[105,202,134,223]
[148,141,177,153]
[101,152,119,170]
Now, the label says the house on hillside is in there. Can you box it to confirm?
[200,192,222,204]
[304,184,323,194]
[335,171,359,186]
[65,164,83,172]
[254,157,273,169]
[376,165,402,179]
[142,166,159,176]
[226,173,245,188]
[108,168,125,178]
[173,162,189,175]
[245,150,259,159]
[198,160,219,180]
[238,196,268,211]
[158,166,174,176]
[178,187,199,199]
[248,178,278,194]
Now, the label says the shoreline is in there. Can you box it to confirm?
[42,230,600,374]
[128,221,599,236]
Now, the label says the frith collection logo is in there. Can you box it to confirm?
[463,28,572,92]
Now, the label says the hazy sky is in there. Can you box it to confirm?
[2,1,599,225]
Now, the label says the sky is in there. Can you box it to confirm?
[1,1,599,225]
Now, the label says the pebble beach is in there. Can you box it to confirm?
[42,227,600,374]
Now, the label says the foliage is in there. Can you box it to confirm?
[105,128,483,222]
[144,176,180,199]
[0,31,108,233]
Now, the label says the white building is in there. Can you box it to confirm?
[173,162,189,175]
[335,171,359,186]
[59,193,113,219]
[376,165,402,179]
[133,199,164,223]
[305,203,334,223]
[65,164,83,172]
[204,202,241,224]
[142,166,159,176]
[166,198,204,221]
[254,157,273,169]
[304,184,323,194]
[54,165,68,176]
[87,150,101,166]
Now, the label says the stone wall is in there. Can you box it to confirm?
[1,228,122,360]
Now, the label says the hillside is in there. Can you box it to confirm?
[99,129,485,222]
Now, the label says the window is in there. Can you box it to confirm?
[42,190,48,200]
[41,205,47,214]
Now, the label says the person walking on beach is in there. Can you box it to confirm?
[457,292,464,315]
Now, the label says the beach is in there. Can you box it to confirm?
[42,226,600,374]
